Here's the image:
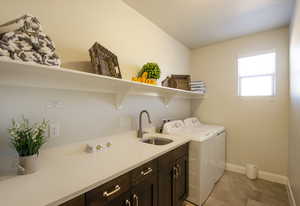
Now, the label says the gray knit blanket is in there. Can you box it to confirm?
[0,15,61,66]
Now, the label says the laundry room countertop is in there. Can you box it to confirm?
[0,131,191,206]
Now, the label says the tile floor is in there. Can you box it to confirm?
[184,171,290,206]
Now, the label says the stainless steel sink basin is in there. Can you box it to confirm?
[141,137,173,145]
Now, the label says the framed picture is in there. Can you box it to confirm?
[89,42,122,78]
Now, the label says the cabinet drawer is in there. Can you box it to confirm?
[59,195,85,206]
[86,173,131,206]
[131,159,158,185]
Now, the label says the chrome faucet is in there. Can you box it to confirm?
[137,110,152,138]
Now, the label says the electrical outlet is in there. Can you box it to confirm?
[47,101,64,109]
[49,122,60,137]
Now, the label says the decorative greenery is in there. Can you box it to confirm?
[8,117,48,157]
[138,62,161,80]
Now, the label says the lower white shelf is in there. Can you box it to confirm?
[0,60,203,109]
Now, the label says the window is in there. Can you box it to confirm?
[238,52,276,96]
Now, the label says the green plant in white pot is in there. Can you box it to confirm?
[8,117,48,175]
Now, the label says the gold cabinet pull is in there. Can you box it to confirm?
[133,194,139,206]
[103,185,121,197]
[125,199,131,206]
[173,166,179,179]
[176,164,181,177]
[141,167,153,176]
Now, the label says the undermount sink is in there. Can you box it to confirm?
[141,137,173,145]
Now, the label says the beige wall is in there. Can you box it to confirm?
[0,87,192,175]
[191,28,289,175]
[289,0,300,203]
[0,0,192,175]
[0,0,190,80]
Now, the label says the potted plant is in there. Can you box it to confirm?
[8,117,48,175]
[138,62,161,81]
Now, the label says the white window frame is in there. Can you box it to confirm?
[237,50,277,97]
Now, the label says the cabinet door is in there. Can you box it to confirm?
[174,155,189,206]
[158,153,175,206]
[131,174,158,206]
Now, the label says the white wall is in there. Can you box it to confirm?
[191,27,289,176]
[0,86,191,175]
[0,0,190,80]
[0,0,191,175]
[289,0,300,203]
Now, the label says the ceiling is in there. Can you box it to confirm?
[124,0,295,48]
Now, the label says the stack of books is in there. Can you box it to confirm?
[190,81,206,94]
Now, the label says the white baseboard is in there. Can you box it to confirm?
[226,163,288,185]
[287,179,297,206]
[226,163,246,174]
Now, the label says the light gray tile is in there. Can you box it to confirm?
[247,199,268,206]
[203,171,289,206]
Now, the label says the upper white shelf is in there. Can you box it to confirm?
[0,60,203,109]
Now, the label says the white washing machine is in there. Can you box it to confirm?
[163,118,226,206]
[184,117,226,184]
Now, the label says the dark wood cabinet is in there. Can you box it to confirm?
[158,152,175,206]
[59,195,85,206]
[158,144,189,206]
[86,173,131,206]
[174,155,189,206]
[131,159,158,206]
[100,191,131,206]
[86,160,158,206]
[60,144,188,206]
[131,173,158,206]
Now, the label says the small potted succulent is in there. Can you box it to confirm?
[8,117,48,175]
[138,62,161,81]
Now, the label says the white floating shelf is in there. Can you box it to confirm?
[0,60,203,109]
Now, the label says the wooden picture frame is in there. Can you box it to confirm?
[89,42,122,79]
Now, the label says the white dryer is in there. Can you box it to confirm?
[163,119,226,206]
[184,118,226,183]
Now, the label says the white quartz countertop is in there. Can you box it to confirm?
[0,131,191,206]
